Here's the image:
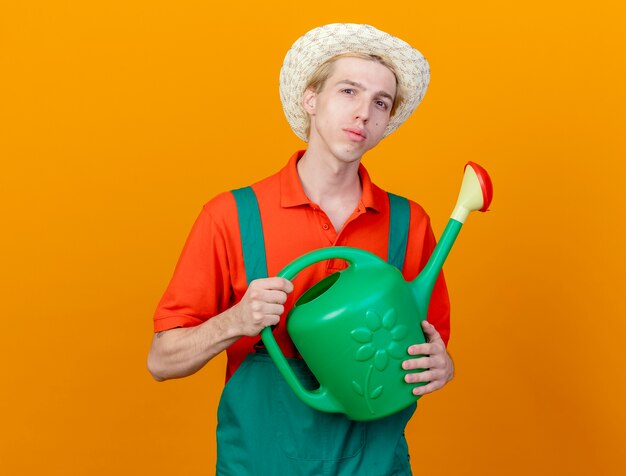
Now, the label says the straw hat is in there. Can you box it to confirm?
[279,23,430,142]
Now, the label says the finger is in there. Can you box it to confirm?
[402,356,431,371]
[250,311,281,329]
[248,297,283,317]
[275,277,294,293]
[265,277,294,293]
[407,343,434,356]
[247,283,292,305]
[249,277,294,293]
[408,340,448,356]
[421,320,444,344]
[256,303,285,318]
[411,380,443,396]
[263,314,280,327]
[264,289,290,305]
[404,369,434,384]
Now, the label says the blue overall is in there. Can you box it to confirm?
[215,187,415,476]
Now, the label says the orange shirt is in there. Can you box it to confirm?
[154,150,450,380]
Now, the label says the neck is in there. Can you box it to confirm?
[297,153,361,201]
[297,147,363,232]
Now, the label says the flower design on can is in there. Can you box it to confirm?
[351,308,409,370]
[349,308,409,414]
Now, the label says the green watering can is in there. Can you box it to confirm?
[260,162,493,421]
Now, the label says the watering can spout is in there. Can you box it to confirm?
[451,162,493,223]
[410,162,493,304]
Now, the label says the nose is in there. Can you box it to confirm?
[353,99,370,124]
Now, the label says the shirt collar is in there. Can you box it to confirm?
[280,150,383,212]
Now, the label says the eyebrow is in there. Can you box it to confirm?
[335,79,395,102]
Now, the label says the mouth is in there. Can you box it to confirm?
[343,128,367,142]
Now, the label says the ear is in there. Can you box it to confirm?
[302,88,317,115]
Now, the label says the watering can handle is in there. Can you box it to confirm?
[276,246,382,281]
[259,246,383,414]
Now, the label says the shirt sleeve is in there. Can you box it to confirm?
[153,197,236,333]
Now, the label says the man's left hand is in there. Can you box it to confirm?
[402,320,454,396]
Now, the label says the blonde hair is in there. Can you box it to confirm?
[303,53,406,138]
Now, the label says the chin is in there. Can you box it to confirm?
[334,148,366,163]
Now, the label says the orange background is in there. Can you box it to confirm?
[1,1,625,474]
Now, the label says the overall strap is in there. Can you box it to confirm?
[231,186,268,285]
[387,192,410,271]
[232,187,410,280]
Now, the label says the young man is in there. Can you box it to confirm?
[148,23,454,475]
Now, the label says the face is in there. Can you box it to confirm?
[303,56,397,164]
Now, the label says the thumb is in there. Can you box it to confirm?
[421,320,444,344]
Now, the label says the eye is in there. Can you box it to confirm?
[375,100,390,110]
[341,88,355,95]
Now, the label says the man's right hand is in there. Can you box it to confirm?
[232,277,294,336]
[147,276,294,381]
